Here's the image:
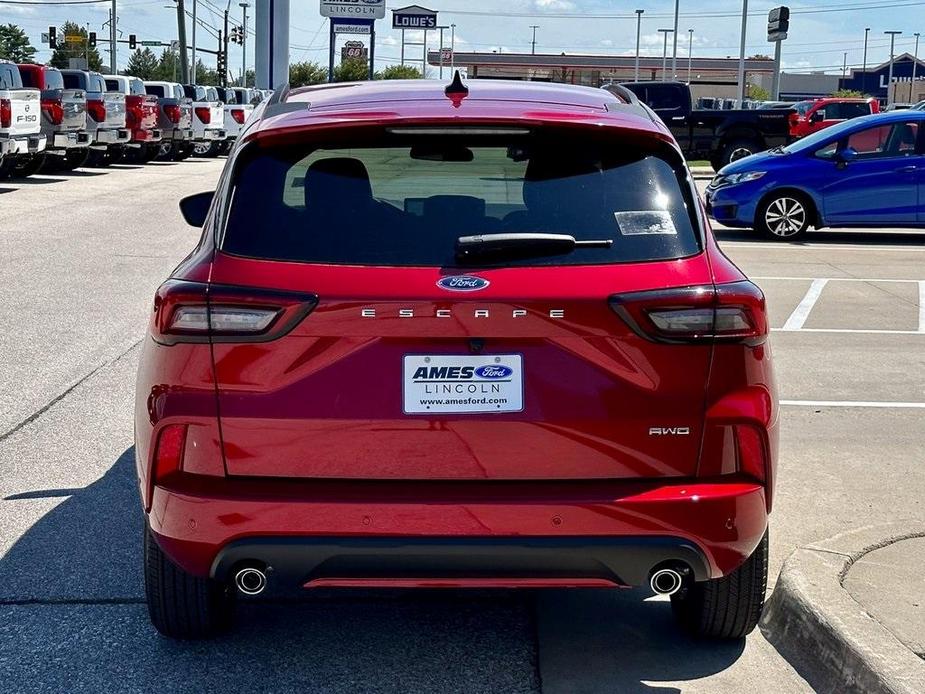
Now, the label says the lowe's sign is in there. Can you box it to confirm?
[392,5,438,30]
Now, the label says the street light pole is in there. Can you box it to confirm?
[240,2,249,87]
[862,27,869,95]
[671,0,680,78]
[736,0,748,104]
[658,29,672,81]
[634,10,643,82]
[110,0,117,73]
[530,25,539,55]
[687,28,693,84]
[913,32,921,102]
[450,24,455,71]
[191,0,196,82]
[885,30,902,106]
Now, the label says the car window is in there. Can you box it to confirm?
[146,85,165,98]
[62,73,82,90]
[89,74,106,92]
[105,78,120,92]
[182,85,196,99]
[173,85,185,99]
[221,132,702,267]
[0,63,22,89]
[129,78,146,96]
[845,122,919,158]
[793,101,812,116]
[838,102,871,119]
[814,141,839,159]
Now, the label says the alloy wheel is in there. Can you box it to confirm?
[729,147,753,162]
[764,197,807,237]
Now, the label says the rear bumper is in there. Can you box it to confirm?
[92,128,130,146]
[131,128,162,144]
[0,134,47,155]
[52,131,91,149]
[148,476,769,586]
[169,128,194,141]
[195,128,226,142]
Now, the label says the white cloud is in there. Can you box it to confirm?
[532,0,577,11]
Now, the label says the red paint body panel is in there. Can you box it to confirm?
[135,79,777,589]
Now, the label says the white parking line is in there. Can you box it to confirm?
[781,279,828,331]
[721,242,925,252]
[755,276,922,284]
[919,281,925,334]
[772,328,924,335]
[782,400,925,409]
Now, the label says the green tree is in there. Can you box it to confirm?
[0,24,36,63]
[155,48,178,81]
[748,84,770,101]
[333,57,369,82]
[49,21,103,71]
[193,60,220,86]
[832,88,863,98]
[289,61,327,87]
[124,47,158,79]
[378,64,421,80]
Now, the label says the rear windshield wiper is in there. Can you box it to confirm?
[456,233,613,263]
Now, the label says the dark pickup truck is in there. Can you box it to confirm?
[608,81,793,170]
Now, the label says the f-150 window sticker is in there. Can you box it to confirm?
[613,210,678,235]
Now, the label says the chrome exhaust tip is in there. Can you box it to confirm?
[649,567,683,596]
[234,566,267,596]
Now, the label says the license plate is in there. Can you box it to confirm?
[403,355,524,414]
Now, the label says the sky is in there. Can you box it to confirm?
[2,0,922,77]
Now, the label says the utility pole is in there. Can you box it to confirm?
[240,2,249,87]
[110,0,117,73]
[687,28,693,84]
[913,32,921,103]
[736,0,748,105]
[671,0,680,78]
[658,28,672,81]
[191,0,197,82]
[437,25,447,79]
[842,52,847,79]
[885,30,902,106]
[634,9,643,82]
[176,0,189,83]
[530,25,539,55]
[450,24,455,71]
[223,8,229,87]
[862,27,869,95]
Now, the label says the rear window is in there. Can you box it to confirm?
[89,74,106,92]
[105,78,120,92]
[0,63,22,89]
[146,85,166,98]
[221,130,702,267]
[173,84,185,99]
[62,73,83,89]
[206,87,218,101]
[129,78,146,96]
[222,89,237,104]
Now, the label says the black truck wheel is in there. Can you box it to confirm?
[60,148,90,171]
[719,138,761,168]
[671,531,769,639]
[13,153,46,178]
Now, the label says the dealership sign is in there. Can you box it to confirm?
[332,18,373,35]
[320,0,385,20]
[392,5,438,30]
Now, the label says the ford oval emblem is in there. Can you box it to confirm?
[475,365,513,379]
[436,275,490,292]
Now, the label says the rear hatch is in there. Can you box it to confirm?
[60,88,86,132]
[207,124,716,480]
[102,91,126,128]
[1,88,41,137]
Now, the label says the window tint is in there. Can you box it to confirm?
[836,102,871,119]
[146,85,166,98]
[105,78,120,92]
[846,122,919,158]
[43,69,64,90]
[62,73,82,89]
[222,133,701,267]
[129,78,146,95]
[182,85,196,99]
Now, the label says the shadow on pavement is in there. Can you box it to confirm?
[0,448,748,693]
[715,227,925,246]
[6,176,68,185]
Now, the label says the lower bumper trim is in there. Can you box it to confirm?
[208,535,711,589]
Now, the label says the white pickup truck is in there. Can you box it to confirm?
[215,86,255,156]
[0,59,47,179]
[182,84,226,157]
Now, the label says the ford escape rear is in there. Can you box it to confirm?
[137,77,777,641]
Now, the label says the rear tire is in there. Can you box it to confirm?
[719,138,761,168]
[144,522,234,639]
[85,149,108,168]
[174,142,193,161]
[59,148,89,172]
[670,530,769,639]
[755,192,812,241]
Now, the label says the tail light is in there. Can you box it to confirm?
[0,99,10,128]
[231,108,246,124]
[87,98,106,122]
[151,280,318,346]
[609,281,768,346]
[41,98,64,125]
[194,106,211,124]
[164,104,181,123]
[125,95,141,126]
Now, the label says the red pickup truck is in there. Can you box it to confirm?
[789,97,879,138]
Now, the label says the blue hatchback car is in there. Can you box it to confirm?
[705,110,925,240]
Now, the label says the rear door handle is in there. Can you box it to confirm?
[895,165,917,173]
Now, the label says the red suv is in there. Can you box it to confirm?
[137,76,777,640]
[789,97,879,138]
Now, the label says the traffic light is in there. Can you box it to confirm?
[88,32,97,48]
[129,34,137,50]
[217,50,226,76]
[230,26,243,45]
[49,26,57,49]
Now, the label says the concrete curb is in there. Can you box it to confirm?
[761,522,925,694]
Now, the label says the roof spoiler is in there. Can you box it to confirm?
[600,82,641,107]
[262,82,308,118]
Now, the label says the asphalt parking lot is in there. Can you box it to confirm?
[1,161,922,693]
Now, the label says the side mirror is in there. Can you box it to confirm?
[179,191,215,227]
[837,147,859,163]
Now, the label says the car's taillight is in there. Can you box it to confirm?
[151,280,318,345]
[788,112,799,127]
[153,423,187,482]
[231,108,246,124]
[0,99,10,128]
[194,106,210,124]
[164,104,181,123]
[87,98,106,122]
[609,281,768,346]
[41,98,64,125]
